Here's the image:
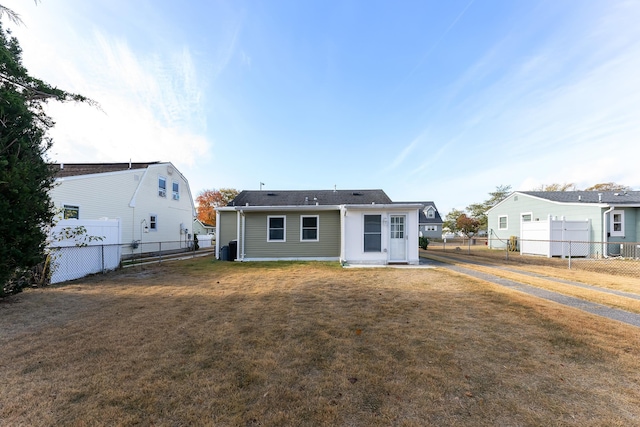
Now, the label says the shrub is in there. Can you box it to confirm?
[419,237,429,250]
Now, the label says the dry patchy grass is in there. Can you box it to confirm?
[423,249,640,314]
[1,259,639,426]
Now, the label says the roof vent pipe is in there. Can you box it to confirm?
[578,195,581,201]
[598,193,602,203]
[60,163,64,169]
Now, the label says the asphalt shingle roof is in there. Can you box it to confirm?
[520,191,640,205]
[230,190,393,206]
[50,162,161,178]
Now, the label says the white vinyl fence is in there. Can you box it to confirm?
[48,218,122,284]
[520,216,590,257]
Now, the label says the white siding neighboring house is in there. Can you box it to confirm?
[49,162,196,254]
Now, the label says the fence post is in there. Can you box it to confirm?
[568,241,572,270]
[159,242,162,263]
[101,245,105,273]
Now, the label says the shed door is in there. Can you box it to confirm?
[389,215,406,262]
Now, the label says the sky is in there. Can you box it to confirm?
[3,0,640,215]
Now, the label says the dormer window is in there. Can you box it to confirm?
[426,207,435,219]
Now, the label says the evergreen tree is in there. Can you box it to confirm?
[0,20,91,295]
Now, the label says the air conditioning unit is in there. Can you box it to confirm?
[620,243,639,259]
[159,189,166,197]
[173,193,179,200]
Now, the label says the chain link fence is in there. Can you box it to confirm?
[47,240,216,284]
[430,237,640,278]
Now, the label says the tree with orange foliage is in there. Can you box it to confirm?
[195,188,239,226]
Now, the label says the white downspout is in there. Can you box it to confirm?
[215,210,220,259]
[240,210,246,261]
[602,206,614,258]
[236,210,241,261]
[340,206,346,264]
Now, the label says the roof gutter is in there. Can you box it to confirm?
[218,203,424,212]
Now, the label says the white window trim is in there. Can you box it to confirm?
[363,214,382,253]
[63,204,80,219]
[149,214,158,232]
[425,207,435,219]
[520,212,532,222]
[267,215,286,242]
[300,215,319,242]
[158,176,167,198]
[498,215,508,230]
[610,210,625,237]
[172,181,180,201]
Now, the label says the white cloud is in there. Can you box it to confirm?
[4,0,212,171]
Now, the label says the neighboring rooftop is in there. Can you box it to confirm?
[230,189,393,206]
[520,191,640,205]
[50,162,161,178]
[396,201,443,224]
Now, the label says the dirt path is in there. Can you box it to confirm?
[422,253,640,328]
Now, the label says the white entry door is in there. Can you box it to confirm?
[389,215,406,262]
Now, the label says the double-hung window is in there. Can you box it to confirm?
[301,215,319,241]
[364,215,382,252]
[268,216,286,241]
[158,177,167,197]
[611,210,625,237]
[149,214,158,231]
[498,215,508,230]
[172,182,179,200]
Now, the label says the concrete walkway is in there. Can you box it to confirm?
[423,256,640,328]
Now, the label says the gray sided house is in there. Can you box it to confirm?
[394,201,443,239]
[419,202,443,239]
[217,190,423,265]
[487,191,640,256]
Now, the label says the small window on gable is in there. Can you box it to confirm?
[301,215,319,241]
[611,210,624,237]
[498,215,508,230]
[158,177,167,197]
[268,216,286,241]
[63,205,79,219]
[149,214,158,231]
[172,181,180,200]
[426,208,435,219]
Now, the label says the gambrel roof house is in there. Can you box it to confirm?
[49,162,196,252]
[487,190,640,256]
[217,189,423,265]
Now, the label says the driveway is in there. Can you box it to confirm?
[421,254,640,328]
